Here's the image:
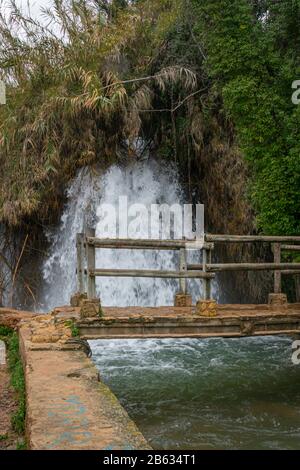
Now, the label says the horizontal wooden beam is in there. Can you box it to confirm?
[90,269,215,279]
[188,263,300,272]
[86,237,213,251]
[205,234,300,243]
[282,270,300,275]
[281,245,300,252]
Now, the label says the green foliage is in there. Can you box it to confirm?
[65,319,80,337]
[0,327,26,435]
[16,439,27,450]
[192,0,300,235]
[0,0,298,240]
[6,333,26,435]
[0,325,13,339]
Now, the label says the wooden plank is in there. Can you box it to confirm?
[188,263,300,272]
[281,245,300,251]
[90,269,214,279]
[205,234,300,243]
[87,237,213,251]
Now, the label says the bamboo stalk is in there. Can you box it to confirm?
[10,234,29,307]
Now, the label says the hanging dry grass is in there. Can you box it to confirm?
[0,0,191,226]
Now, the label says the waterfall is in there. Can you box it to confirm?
[40,160,214,311]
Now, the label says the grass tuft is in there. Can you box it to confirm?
[6,332,26,435]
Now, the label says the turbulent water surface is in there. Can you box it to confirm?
[91,336,300,450]
[40,159,300,450]
[41,160,208,310]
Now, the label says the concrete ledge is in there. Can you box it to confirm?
[75,305,300,339]
[0,308,39,329]
[19,325,150,450]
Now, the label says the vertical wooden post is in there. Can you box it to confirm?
[86,227,96,299]
[202,247,211,300]
[207,246,212,299]
[273,243,281,294]
[76,233,85,294]
[179,248,187,294]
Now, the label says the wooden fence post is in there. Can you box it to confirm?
[203,247,211,300]
[179,248,187,294]
[76,233,85,294]
[273,243,281,293]
[86,228,96,299]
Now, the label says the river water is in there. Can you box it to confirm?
[91,336,300,450]
[40,160,300,450]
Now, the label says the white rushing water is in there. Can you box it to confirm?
[41,160,213,311]
[39,160,300,451]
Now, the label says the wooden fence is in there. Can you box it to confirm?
[76,230,300,301]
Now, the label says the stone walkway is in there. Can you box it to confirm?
[20,325,150,450]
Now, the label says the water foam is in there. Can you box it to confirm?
[40,160,211,310]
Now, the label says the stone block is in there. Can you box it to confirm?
[174,293,192,307]
[70,292,88,307]
[196,300,217,317]
[30,315,72,344]
[268,293,288,310]
[80,298,102,319]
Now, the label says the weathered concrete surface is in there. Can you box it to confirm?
[0,308,39,329]
[0,359,20,449]
[52,303,300,340]
[19,325,150,450]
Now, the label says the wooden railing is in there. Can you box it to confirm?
[76,230,300,301]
